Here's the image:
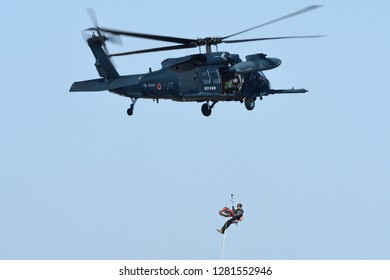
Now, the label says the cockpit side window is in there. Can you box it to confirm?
[210,70,220,84]
[201,70,211,85]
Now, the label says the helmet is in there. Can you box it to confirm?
[237,203,242,208]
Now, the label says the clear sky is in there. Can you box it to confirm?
[1,0,389,260]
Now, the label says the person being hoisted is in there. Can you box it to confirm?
[217,203,244,234]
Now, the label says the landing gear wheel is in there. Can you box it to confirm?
[245,98,255,111]
[126,98,137,117]
[201,103,212,117]
[127,105,134,116]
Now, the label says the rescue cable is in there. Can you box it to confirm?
[220,194,234,260]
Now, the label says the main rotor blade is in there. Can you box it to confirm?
[223,5,322,40]
[109,44,196,57]
[223,35,325,44]
[97,27,195,45]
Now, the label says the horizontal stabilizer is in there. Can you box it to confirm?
[69,75,140,92]
[69,78,108,92]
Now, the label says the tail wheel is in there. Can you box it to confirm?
[127,99,137,117]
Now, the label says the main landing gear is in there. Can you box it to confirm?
[244,98,255,111]
[201,98,258,116]
[201,101,218,117]
[127,98,137,116]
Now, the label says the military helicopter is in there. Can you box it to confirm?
[70,5,322,117]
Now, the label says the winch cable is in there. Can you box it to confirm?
[220,216,228,260]
[220,194,234,260]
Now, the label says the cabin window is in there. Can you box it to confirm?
[201,70,211,85]
[210,70,220,84]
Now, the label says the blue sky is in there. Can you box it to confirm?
[0,0,389,259]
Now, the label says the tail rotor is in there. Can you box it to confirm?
[83,9,122,54]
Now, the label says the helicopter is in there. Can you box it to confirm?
[70,5,323,117]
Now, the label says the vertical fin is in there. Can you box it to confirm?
[87,35,119,79]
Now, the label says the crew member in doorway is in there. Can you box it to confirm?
[217,203,244,234]
[224,74,240,94]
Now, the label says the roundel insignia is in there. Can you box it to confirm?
[157,83,162,90]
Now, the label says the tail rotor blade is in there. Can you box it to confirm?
[107,34,123,46]
[87,8,99,28]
